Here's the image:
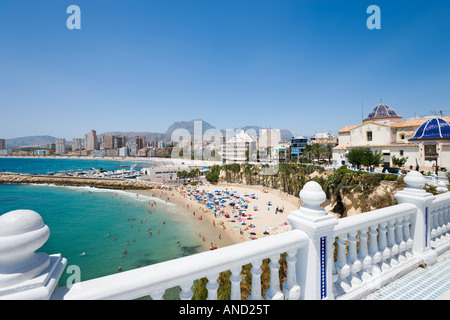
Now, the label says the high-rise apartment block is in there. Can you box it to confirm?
[55,138,66,155]
[84,130,98,151]
[72,138,83,151]
[0,139,5,150]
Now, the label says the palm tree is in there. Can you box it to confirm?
[303,144,313,163]
[310,143,322,163]
[325,144,334,165]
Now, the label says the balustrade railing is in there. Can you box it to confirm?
[49,230,308,300]
[1,170,450,300]
[332,203,417,299]
[430,192,450,255]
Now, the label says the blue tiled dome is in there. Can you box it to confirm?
[409,117,450,141]
[364,104,400,121]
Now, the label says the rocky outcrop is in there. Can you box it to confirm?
[0,174,156,190]
[324,180,402,217]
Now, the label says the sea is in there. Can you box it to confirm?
[0,158,210,290]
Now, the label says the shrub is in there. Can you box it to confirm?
[205,172,219,183]
[383,174,398,181]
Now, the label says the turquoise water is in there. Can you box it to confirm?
[0,157,150,175]
[0,183,208,288]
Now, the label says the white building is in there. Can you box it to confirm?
[84,130,98,151]
[333,103,450,170]
[222,131,257,164]
[72,138,83,151]
[141,165,196,181]
[119,147,128,157]
[257,129,281,164]
[55,139,66,155]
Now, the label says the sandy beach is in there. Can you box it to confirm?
[137,182,301,249]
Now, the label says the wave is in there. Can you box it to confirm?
[26,183,174,206]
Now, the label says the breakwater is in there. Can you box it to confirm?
[0,173,156,190]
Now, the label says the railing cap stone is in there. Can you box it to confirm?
[0,210,45,237]
[403,171,426,189]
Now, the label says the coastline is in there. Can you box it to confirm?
[134,182,300,246]
[1,172,301,249]
[0,155,222,167]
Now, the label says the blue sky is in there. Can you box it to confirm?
[0,0,449,139]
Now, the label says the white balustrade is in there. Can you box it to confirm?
[429,192,450,255]
[331,202,418,299]
[51,229,308,300]
[2,171,450,300]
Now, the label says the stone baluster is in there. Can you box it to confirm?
[229,266,242,300]
[387,219,399,267]
[149,289,165,300]
[402,215,414,259]
[334,233,351,295]
[266,254,284,300]
[0,210,67,300]
[431,207,439,244]
[357,227,372,282]
[331,256,339,298]
[439,205,447,239]
[368,224,382,277]
[438,205,445,240]
[347,230,362,288]
[179,280,194,300]
[377,222,391,272]
[394,171,437,266]
[206,273,220,300]
[287,181,338,300]
[444,205,450,239]
[394,218,406,264]
[282,249,301,300]
[441,205,448,239]
[248,259,263,300]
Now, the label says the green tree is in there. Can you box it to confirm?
[310,143,323,163]
[303,144,313,163]
[205,171,219,183]
[347,148,366,169]
[362,149,383,169]
[325,144,334,164]
[392,155,408,168]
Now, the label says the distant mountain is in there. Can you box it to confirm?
[165,119,216,137]
[97,131,166,143]
[232,126,293,141]
[5,135,56,148]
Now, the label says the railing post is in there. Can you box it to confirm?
[287,181,338,300]
[0,210,67,299]
[394,171,437,266]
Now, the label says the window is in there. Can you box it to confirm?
[400,134,405,140]
[367,131,373,142]
[400,150,404,156]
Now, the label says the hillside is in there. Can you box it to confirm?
[5,135,56,148]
